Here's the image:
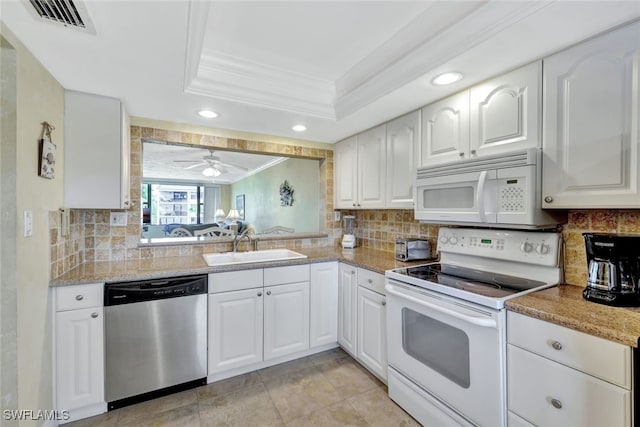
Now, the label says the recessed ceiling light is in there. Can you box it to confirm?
[292,124,307,132]
[198,109,219,119]
[431,72,463,86]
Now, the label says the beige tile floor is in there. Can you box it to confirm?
[67,348,420,427]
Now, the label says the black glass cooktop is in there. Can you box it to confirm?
[395,263,547,299]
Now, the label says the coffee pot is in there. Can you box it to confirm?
[583,233,640,306]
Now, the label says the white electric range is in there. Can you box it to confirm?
[385,227,562,427]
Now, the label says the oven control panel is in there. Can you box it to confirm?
[437,227,560,266]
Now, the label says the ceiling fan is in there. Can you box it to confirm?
[173,149,248,177]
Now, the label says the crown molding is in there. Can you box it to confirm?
[334,1,555,119]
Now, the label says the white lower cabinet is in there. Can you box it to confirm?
[310,262,338,348]
[507,312,632,427]
[338,263,358,356]
[264,281,310,360]
[54,283,105,422]
[208,265,316,376]
[208,288,264,374]
[356,286,387,381]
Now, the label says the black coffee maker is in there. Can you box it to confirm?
[583,233,640,306]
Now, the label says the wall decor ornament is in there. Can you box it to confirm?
[280,180,294,207]
[39,121,56,179]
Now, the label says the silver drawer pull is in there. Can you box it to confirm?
[551,398,562,409]
[75,295,84,301]
[381,300,386,306]
[551,341,563,350]
[266,290,272,296]
[91,312,99,319]
[257,292,262,297]
[368,279,373,284]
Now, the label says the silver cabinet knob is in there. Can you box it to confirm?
[459,152,464,157]
[123,200,130,208]
[352,203,356,207]
[91,312,99,319]
[257,292,262,297]
[368,279,373,284]
[551,398,563,409]
[551,341,563,350]
[351,270,356,275]
[75,295,84,301]
[381,300,386,306]
[266,290,272,296]
[544,196,554,203]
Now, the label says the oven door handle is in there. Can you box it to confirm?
[386,285,497,329]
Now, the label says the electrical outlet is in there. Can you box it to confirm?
[110,212,127,227]
[334,211,341,221]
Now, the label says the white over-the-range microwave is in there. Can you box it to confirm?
[415,148,565,229]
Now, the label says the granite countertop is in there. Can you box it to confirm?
[50,246,429,287]
[506,284,640,348]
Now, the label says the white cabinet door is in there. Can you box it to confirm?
[357,286,387,381]
[64,90,131,209]
[208,289,264,374]
[263,282,310,361]
[56,307,104,411]
[542,21,640,208]
[420,91,470,167]
[337,263,357,356]
[470,61,541,157]
[357,124,387,209]
[310,262,338,348]
[334,136,358,209]
[386,111,419,209]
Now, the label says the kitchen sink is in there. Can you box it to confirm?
[202,249,307,266]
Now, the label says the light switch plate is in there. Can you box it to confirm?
[23,211,33,237]
[334,211,341,221]
[110,212,127,227]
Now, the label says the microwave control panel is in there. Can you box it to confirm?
[498,178,526,212]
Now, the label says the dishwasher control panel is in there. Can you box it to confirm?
[105,275,207,306]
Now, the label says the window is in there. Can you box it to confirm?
[141,183,220,226]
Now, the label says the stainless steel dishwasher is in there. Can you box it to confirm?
[104,275,207,410]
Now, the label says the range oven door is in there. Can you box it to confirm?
[386,280,506,427]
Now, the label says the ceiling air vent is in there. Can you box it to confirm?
[27,0,96,34]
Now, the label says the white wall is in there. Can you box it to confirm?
[0,22,65,425]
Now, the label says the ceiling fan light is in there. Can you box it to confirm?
[198,109,219,119]
[292,124,307,132]
[431,72,463,86]
[202,167,216,177]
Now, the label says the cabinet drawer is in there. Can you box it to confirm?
[56,283,103,311]
[264,264,309,286]
[508,345,631,427]
[209,269,263,293]
[357,268,385,295]
[507,312,631,388]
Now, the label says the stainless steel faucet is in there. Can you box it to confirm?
[233,230,254,252]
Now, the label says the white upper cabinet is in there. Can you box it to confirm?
[386,111,420,209]
[542,21,640,208]
[420,91,470,167]
[420,61,542,168]
[334,126,387,209]
[470,61,541,158]
[334,136,358,209]
[357,125,387,209]
[64,90,131,209]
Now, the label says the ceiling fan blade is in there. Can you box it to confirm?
[219,161,249,171]
[173,160,201,163]
[184,162,207,170]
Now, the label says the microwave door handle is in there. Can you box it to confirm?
[476,170,488,223]
[386,285,497,329]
